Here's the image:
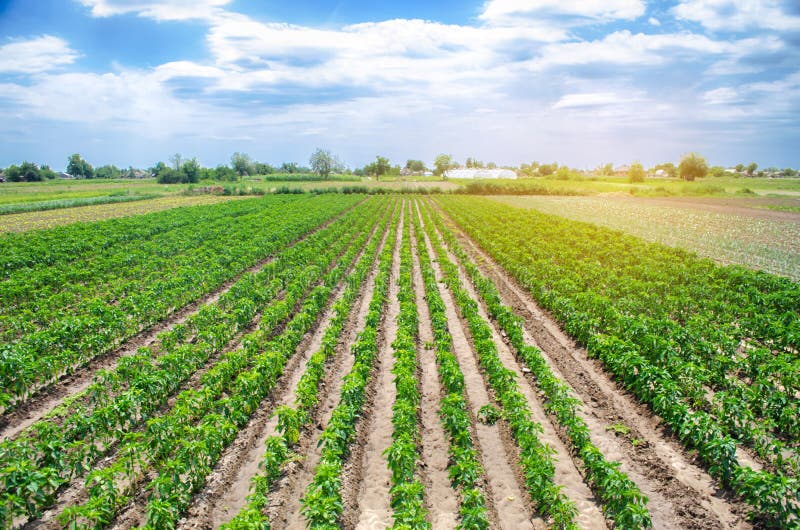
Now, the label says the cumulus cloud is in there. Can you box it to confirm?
[672,0,800,32]
[78,0,232,21]
[0,35,79,74]
[480,0,645,24]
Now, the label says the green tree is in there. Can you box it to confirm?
[372,155,390,181]
[95,164,121,179]
[628,162,646,183]
[18,161,42,181]
[735,163,744,173]
[39,164,57,180]
[5,164,22,181]
[231,152,253,177]
[434,154,455,177]
[405,159,426,173]
[745,162,758,176]
[181,158,201,183]
[309,148,341,180]
[678,153,708,181]
[654,162,677,178]
[66,153,94,178]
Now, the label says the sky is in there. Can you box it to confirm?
[0,0,799,171]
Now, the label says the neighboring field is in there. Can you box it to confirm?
[493,195,800,280]
[0,194,797,529]
[0,195,244,233]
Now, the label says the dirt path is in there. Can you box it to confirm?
[409,220,459,530]
[271,205,403,530]
[418,211,540,530]
[432,201,751,530]
[0,204,360,441]
[181,211,392,530]
[436,231,608,529]
[349,211,402,530]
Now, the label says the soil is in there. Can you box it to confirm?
[409,222,460,530]
[430,199,752,529]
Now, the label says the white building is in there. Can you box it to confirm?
[444,168,517,179]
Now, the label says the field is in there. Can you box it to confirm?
[0,194,798,530]
[491,195,800,280]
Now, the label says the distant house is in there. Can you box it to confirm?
[59,172,75,179]
[0,173,6,183]
[122,169,150,179]
[444,168,517,179]
[652,169,667,178]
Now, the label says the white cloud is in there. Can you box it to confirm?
[78,0,231,21]
[480,0,645,24]
[203,15,563,97]
[672,0,800,31]
[0,36,79,74]
[552,92,633,109]
[703,86,741,104]
[648,17,661,26]
[527,30,735,69]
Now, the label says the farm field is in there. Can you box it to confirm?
[492,195,800,280]
[0,194,798,530]
[0,195,246,233]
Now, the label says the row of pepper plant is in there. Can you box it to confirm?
[220,199,399,529]
[299,203,401,528]
[418,200,580,529]
[0,196,380,527]
[436,195,799,526]
[0,195,361,409]
[422,199,652,528]
[384,206,429,528]
[57,197,389,530]
[410,202,491,529]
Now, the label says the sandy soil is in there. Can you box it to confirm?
[431,200,752,530]
[418,210,541,530]
[409,221,460,530]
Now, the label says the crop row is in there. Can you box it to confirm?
[220,199,398,529]
[0,195,362,408]
[422,199,652,528]
[299,204,400,528]
[437,196,800,526]
[419,201,579,528]
[385,207,429,528]
[0,197,383,527]
[61,196,388,529]
[410,203,490,529]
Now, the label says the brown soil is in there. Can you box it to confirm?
[348,211,402,530]
[409,223,459,530]
[269,204,404,530]
[180,208,392,530]
[431,200,752,529]
[417,208,541,530]
[437,231,608,529]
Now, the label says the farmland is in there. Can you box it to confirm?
[492,195,800,280]
[0,194,798,530]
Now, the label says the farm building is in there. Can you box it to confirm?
[444,168,517,179]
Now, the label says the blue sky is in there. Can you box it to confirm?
[1,0,799,170]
